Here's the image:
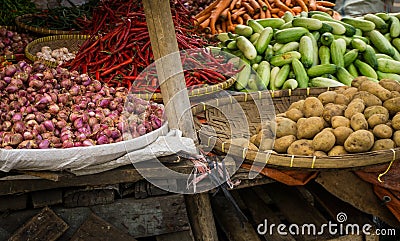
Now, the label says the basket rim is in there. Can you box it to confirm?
[133,77,236,100]
[24,34,90,67]
[194,87,396,169]
[15,14,82,35]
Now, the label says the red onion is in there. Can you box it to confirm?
[57,110,69,121]
[58,93,70,105]
[18,140,38,149]
[137,124,146,135]
[41,132,53,139]
[12,121,25,133]
[69,85,80,96]
[73,118,84,129]
[69,112,80,122]
[5,65,17,76]
[0,80,7,90]
[48,104,60,115]
[60,78,72,89]
[5,85,18,93]
[97,135,109,145]
[23,131,34,140]
[62,140,74,148]
[43,120,55,131]
[24,113,35,121]
[3,77,11,84]
[26,119,38,128]
[12,113,23,122]
[38,140,50,149]
[56,120,67,129]
[83,139,95,146]
[10,133,23,146]
[88,117,98,127]
[93,80,102,91]
[81,75,92,86]
[99,99,110,108]
[74,141,83,147]
[3,121,12,131]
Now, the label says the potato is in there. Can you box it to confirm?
[276,117,297,138]
[287,139,314,156]
[391,91,400,98]
[344,99,365,119]
[351,76,369,88]
[277,113,287,118]
[350,113,368,131]
[259,139,274,152]
[328,146,348,156]
[379,79,400,92]
[333,127,354,145]
[229,138,259,151]
[334,94,350,106]
[359,80,392,101]
[314,151,328,157]
[335,86,349,94]
[383,97,400,116]
[344,130,374,153]
[288,100,305,112]
[372,124,393,139]
[318,91,337,105]
[363,106,389,120]
[285,108,304,122]
[297,117,325,139]
[255,120,275,134]
[331,116,350,128]
[274,135,297,153]
[342,87,358,100]
[367,114,389,128]
[353,91,382,107]
[371,139,395,151]
[393,130,400,146]
[392,114,400,130]
[323,103,346,122]
[312,130,336,152]
[303,97,324,117]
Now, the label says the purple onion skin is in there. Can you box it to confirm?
[38,140,50,149]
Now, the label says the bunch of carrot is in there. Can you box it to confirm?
[195,0,339,34]
[65,0,235,92]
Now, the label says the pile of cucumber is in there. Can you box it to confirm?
[217,11,400,91]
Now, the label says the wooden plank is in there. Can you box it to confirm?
[326,235,363,241]
[211,194,262,241]
[31,189,63,208]
[0,209,37,240]
[156,231,195,241]
[264,182,333,241]
[8,207,68,241]
[239,188,296,241]
[70,213,137,241]
[315,171,400,228]
[63,188,115,208]
[0,194,27,212]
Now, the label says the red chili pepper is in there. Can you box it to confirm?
[100,58,133,77]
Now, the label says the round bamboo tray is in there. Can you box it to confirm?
[25,34,89,68]
[15,14,81,35]
[192,87,397,169]
[133,77,236,101]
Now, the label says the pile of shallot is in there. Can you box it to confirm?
[36,46,76,65]
[0,61,165,149]
[0,27,34,56]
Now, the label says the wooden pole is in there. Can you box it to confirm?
[142,1,219,240]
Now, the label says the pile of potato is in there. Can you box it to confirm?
[247,77,400,156]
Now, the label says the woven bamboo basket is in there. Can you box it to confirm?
[15,14,81,35]
[25,34,89,67]
[133,77,236,101]
[192,87,397,169]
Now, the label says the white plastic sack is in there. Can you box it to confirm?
[334,0,386,17]
[0,123,169,173]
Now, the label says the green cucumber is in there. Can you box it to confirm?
[354,59,378,79]
[363,45,378,69]
[292,58,309,88]
[341,17,376,32]
[307,64,337,77]
[377,71,400,81]
[269,66,280,90]
[347,63,359,78]
[270,51,301,66]
[377,58,400,74]
[309,77,345,87]
[319,45,331,64]
[274,27,309,43]
[255,18,285,29]
[235,62,251,90]
[299,35,314,68]
[235,25,253,37]
[336,67,354,86]
[274,64,291,88]
[343,49,359,67]
[282,79,298,90]
[275,41,300,55]
[351,38,367,52]
[255,27,273,54]
[248,19,265,34]
[236,36,257,60]
[322,21,346,35]
[292,18,323,31]
[256,61,271,89]
[320,32,334,46]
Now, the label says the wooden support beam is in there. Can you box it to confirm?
[142,1,218,241]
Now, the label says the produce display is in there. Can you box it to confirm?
[0,0,37,26]
[35,46,76,65]
[0,61,165,149]
[180,0,216,17]
[65,0,233,91]
[195,0,339,34]
[247,77,400,156]
[0,27,35,56]
[217,11,400,91]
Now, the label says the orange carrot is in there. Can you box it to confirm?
[278,10,285,17]
[258,0,268,11]
[232,6,245,13]
[227,11,235,32]
[285,0,291,6]
[332,10,342,20]
[221,20,227,32]
[195,13,211,25]
[292,6,302,13]
[230,0,238,10]
[270,8,280,13]
[242,2,255,15]
[249,0,262,13]
[200,18,211,29]
[219,7,230,20]
[236,0,243,8]
[316,5,333,14]
[260,8,266,18]
[243,13,252,22]
[209,0,232,34]
[253,13,260,18]
[195,0,221,19]
[272,13,279,18]
[295,0,308,12]
[316,0,335,7]
[274,0,295,15]
[231,8,246,20]
[237,16,244,24]
[266,9,271,18]
[308,0,317,11]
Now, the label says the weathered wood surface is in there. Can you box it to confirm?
[31,189,63,208]
[315,171,400,228]
[211,193,262,241]
[265,182,333,241]
[8,207,68,241]
[239,188,296,241]
[70,213,137,241]
[0,193,27,212]
[63,187,116,208]
[156,231,195,241]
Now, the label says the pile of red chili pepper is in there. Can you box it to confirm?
[65,0,234,93]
